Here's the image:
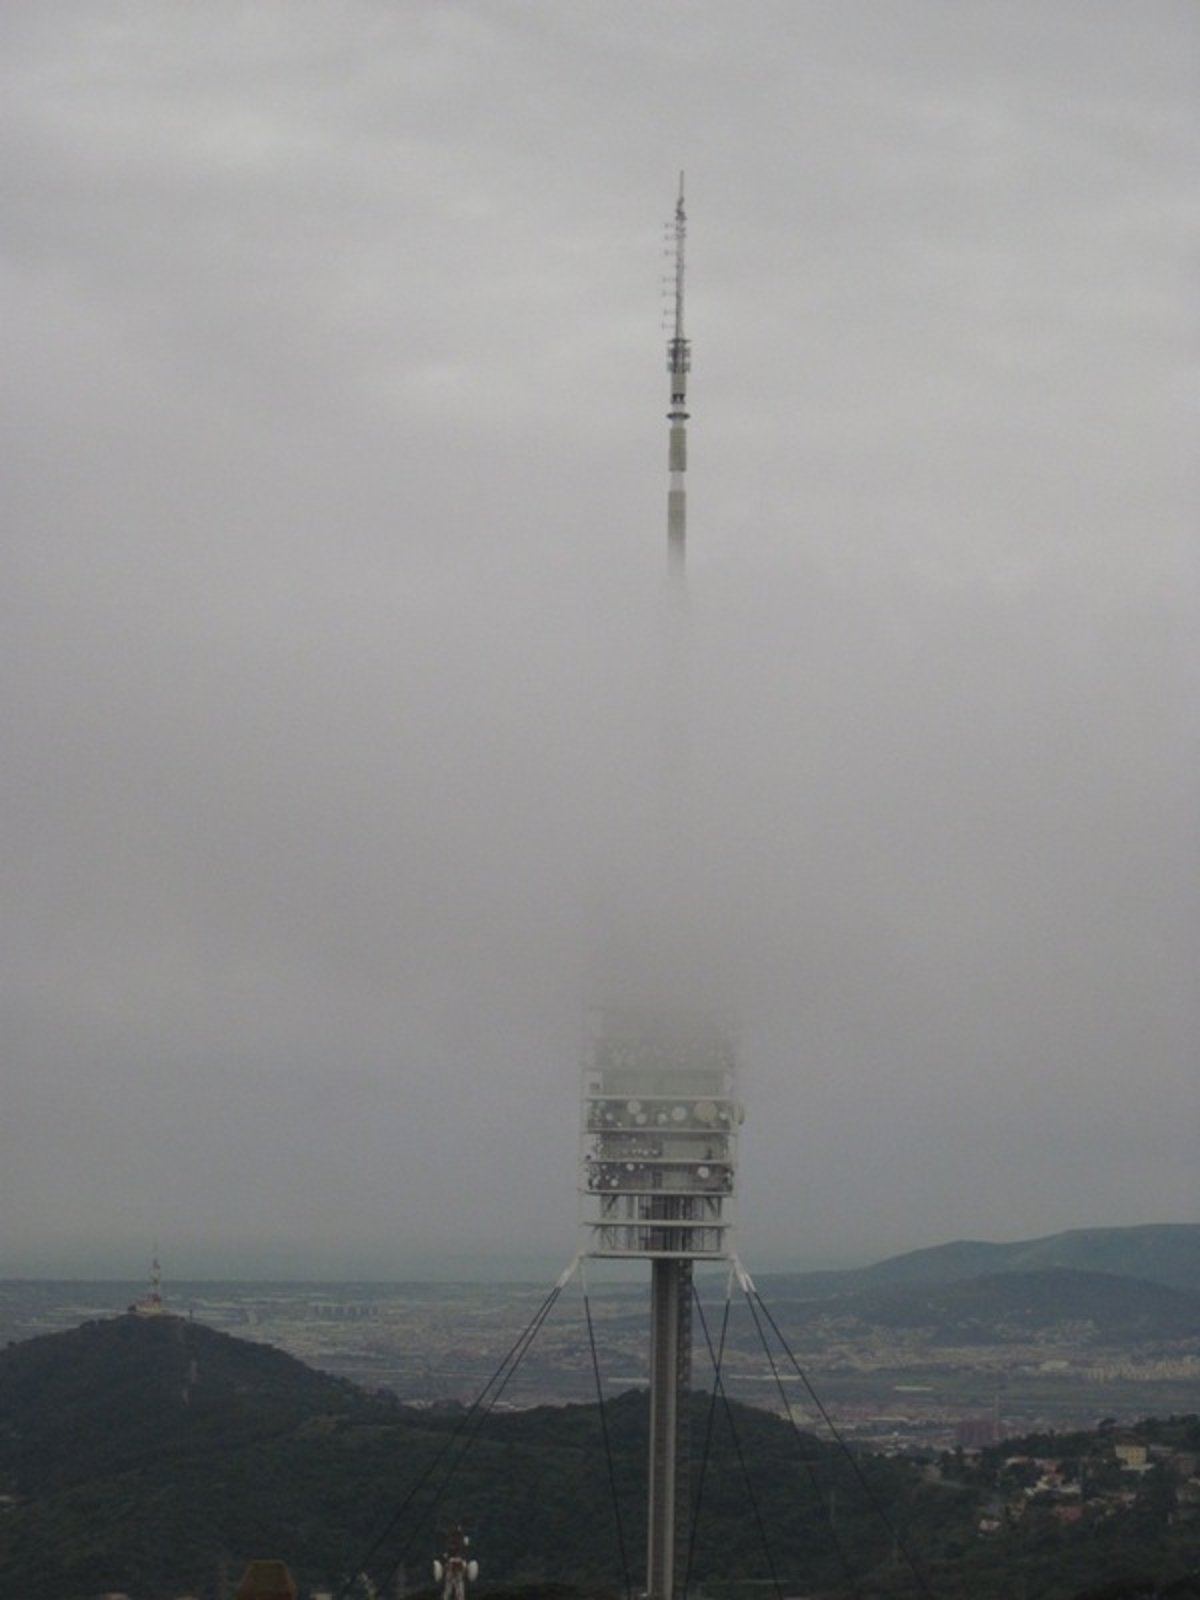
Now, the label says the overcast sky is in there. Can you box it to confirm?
[3,2,1197,1280]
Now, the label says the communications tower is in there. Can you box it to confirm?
[579,179,742,1600]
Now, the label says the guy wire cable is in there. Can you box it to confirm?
[741,1270,940,1600]
[690,1286,785,1600]
[580,1262,635,1600]
[337,1258,579,1599]
[369,1264,575,1598]
[734,1276,864,1598]
[682,1270,734,1598]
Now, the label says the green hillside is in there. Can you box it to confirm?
[1,1312,1196,1600]
[0,1313,914,1598]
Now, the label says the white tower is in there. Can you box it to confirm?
[578,180,742,1600]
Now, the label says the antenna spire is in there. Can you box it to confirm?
[673,171,686,343]
[666,173,691,578]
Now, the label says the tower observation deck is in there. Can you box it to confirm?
[580,1009,742,1260]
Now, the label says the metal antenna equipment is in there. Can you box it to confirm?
[665,173,690,579]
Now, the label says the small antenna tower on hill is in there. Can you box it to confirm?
[130,1245,166,1318]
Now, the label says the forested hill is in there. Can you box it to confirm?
[1,1312,1196,1600]
[0,1313,912,1599]
[0,1310,380,1489]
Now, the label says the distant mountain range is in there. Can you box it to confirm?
[746,1224,1200,1347]
[761,1223,1200,1296]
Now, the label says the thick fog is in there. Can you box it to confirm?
[3,3,1196,1278]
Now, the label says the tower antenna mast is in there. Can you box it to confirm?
[666,172,691,578]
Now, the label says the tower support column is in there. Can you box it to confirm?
[647,1257,693,1600]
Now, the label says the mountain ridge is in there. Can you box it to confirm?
[757,1223,1200,1298]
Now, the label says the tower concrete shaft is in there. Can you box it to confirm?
[647,1257,693,1600]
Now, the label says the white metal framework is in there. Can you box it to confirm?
[579,1009,741,1261]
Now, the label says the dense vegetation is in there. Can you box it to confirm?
[0,1314,1196,1599]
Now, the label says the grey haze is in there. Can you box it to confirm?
[2,2,1197,1278]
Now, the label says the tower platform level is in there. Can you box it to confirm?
[580,1012,742,1261]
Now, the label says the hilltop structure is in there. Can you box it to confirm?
[128,1249,165,1318]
